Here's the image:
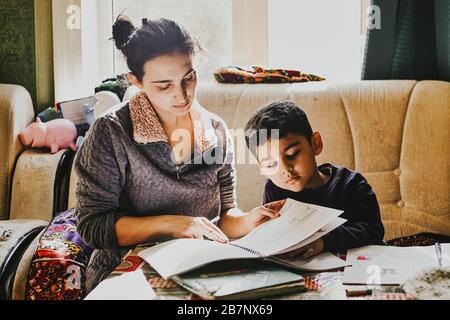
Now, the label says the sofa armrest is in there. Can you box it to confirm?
[67,161,78,210]
[0,84,35,220]
[0,219,47,300]
[9,148,75,221]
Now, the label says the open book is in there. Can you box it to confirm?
[172,260,306,300]
[138,198,351,279]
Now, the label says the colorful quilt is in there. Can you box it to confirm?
[214,66,326,83]
[25,208,94,300]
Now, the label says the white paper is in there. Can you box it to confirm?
[342,244,450,285]
[84,269,156,300]
[276,217,347,255]
[138,238,255,279]
[58,96,96,125]
[342,265,424,285]
[232,199,344,256]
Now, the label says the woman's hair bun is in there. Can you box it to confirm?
[112,15,136,50]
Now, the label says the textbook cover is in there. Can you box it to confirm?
[171,260,306,300]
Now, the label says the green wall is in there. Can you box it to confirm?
[0,0,54,113]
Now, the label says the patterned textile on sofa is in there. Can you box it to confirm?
[25,208,93,300]
[214,66,325,83]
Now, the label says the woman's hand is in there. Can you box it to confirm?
[168,216,229,243]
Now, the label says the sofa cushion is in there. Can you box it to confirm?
[11,228,46,300]
[0,219,47,299]
[195,80,450,240]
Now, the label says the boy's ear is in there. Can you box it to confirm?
[311,132,323,156]
[127,73,143,89]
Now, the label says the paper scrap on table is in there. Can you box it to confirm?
[84,269,156,300]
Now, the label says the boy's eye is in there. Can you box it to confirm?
[285,151,300,160]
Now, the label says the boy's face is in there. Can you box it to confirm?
[256,132,324,192]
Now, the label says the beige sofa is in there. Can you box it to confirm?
[1,80,450,299]
[69,80,450,240]
[67,80,450,241]
[0,84,74,222]
[0,84,75,299]
[194,80,450,240]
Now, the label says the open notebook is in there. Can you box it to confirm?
[172,260,306,300]
[138,198,350,279]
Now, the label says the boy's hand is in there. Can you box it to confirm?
[279,238,325,260]
[244,205,279,229]
[243,199,287,231]
[263,198,287,212]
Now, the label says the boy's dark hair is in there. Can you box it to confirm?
[112,15,201,82]
[244,101,313,155]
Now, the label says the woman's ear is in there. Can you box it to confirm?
[127,73,143,89]
[311,132,324,156]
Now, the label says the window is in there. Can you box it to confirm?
[268,0,366,81]
[53,0,370,101]
[112,0,232,83]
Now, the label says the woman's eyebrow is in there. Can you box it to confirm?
[151,68,194,83]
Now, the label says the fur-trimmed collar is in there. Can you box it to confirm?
[129,91,217,153]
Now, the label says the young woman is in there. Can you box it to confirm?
[75,15,284,292]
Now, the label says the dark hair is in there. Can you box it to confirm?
[244,101,313,154]
[112,15,201,82]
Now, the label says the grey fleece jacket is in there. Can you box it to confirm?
[74,101,236,293]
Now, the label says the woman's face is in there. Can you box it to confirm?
[130,52,198,117]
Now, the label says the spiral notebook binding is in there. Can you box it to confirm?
[228,243,265,258]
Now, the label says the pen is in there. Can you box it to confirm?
[435,242,442,267]
[209,216,220,225]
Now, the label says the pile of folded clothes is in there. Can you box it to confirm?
[214,66,325,83]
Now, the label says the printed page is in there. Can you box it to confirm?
[276,217,347,255]
[342,265,424,285]
[346,244,450,267]
[343,244,450,285]
[232,198,343,256]
[138,238,255,279]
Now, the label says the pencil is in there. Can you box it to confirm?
[209,216,220,224]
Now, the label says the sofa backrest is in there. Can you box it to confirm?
[196,80,450,240]
[0,85,35,220]
[67,80,450,241]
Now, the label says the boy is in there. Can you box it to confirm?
[244,101,385,259]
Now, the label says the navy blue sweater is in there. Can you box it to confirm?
[263,163,385,252]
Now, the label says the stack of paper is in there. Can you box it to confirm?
[342,244,450,285]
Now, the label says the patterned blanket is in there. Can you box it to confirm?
[214,66,326,83]
[25,208,93,300]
